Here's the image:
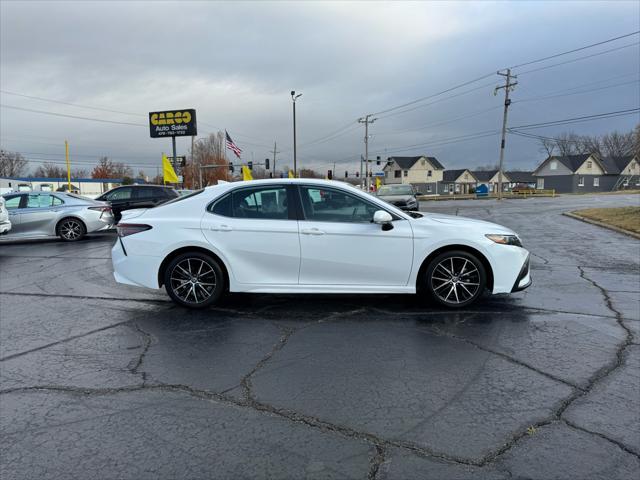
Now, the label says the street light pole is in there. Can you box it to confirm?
[291,90,302,177]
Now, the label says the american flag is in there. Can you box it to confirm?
[225,131,242,159]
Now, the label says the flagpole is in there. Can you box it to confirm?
[224,129,228,180]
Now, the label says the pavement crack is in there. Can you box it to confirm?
[240,324,298,402]
[0,320,133,362]
[428,325,581,391]
[563,419,640,459]
[480,267,637,466]
[367,444,386,480]
[128,322,153,386]
[529,251,549,265]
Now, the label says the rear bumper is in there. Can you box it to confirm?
[111,238,162,289]
[511,254,532,292]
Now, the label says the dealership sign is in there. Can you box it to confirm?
[149,109,197,138]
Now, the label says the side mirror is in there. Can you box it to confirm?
[415,191,422,196]
[373,210,394,230]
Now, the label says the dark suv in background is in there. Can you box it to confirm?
[96,185,178,222]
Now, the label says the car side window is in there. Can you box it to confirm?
[3,195,22,209]
[26,194,55,208]
[134,187,157,199]
[51,196,64,206]
[209,193,232,217]
[231,187,289,220]
[300,186,379,223]
[106,188,132,201]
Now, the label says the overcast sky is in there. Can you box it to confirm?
[1,0,639,177]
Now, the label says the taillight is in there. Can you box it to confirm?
[88,206,112,213]
[117,224,152,237]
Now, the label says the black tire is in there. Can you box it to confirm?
[56,217,86,242]
[163,252,225,309]
[424,250,486,308]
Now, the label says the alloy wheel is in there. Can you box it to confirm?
[59,219,84,240]
[430,256,481,305]
[169,257,217,305]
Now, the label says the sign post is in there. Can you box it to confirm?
[149,109,197,187]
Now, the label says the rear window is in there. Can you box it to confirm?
[161,189,204,206]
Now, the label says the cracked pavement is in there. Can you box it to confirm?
[1,193,639,479]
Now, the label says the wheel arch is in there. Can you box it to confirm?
[416,244,494,293]
[158,246,230,290]
[55,216,87,234]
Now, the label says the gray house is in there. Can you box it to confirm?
[533,154,639,192]
[506,171,536,190]
[439,169,477,195]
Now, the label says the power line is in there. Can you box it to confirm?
[509,108,640,130]
[377,81,497,120]
[509,30,640,69]
[516,42,639,76]
[515,79,639,103]
[371,72,496,117]
[0,104,147,126]
[0,90,145,117]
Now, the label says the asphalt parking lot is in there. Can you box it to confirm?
[1,193,639,479]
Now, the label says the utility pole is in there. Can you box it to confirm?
[358,114,376,191]
[291,91,302,177]
[64,140,71,192]
[495,68,517,200]
[272,141,278,178]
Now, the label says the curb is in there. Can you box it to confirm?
[563,212,640,240]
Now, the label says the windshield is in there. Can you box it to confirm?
[378,185,413,196]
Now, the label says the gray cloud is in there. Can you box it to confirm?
[1,0,638,176]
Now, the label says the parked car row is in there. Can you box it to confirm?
[0,185,178,242]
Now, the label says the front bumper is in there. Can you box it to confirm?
[511,254,532,292]
[0,220,11,234]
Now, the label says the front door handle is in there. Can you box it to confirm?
[301,228,325,235]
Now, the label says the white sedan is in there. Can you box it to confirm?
[112,179,531,308]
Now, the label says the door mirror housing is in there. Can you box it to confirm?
[373,210,393,226]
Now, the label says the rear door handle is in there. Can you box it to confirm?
[210,224,232,232]
[301,228,325,235]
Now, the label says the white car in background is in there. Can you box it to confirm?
[0,196,11,234]
[112,179,531,309]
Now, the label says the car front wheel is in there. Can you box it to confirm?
[425,250,486,308]
[164,252,225,308]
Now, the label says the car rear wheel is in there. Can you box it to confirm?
[57,218,86,242]
[425,250,486,308]
[164,252,225,308]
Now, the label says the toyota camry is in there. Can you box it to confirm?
[112,179,531,308]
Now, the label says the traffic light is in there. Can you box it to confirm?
[229,162,234,173]
[265,158,270,170]
[376,156,381,165]
[355,171,360,178]
[327,169,333,180]
[345,171,348,178]
[248,161,253,170]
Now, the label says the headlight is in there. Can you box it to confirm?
[485,234,522,247]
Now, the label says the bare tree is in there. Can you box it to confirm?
[601,131,635,159]
[0,150,28,177]
[33,162,66,178]
[112,162,133,178]
[71,168,88,178]
[187,132,230,188]
[474,163,499,171]
[92,157,115,178]
[538,138,556,158]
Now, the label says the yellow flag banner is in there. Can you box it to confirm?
[242,165,253,181]
[162,154,179,183]
[288,170,295,178]
[375,177,382,190]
